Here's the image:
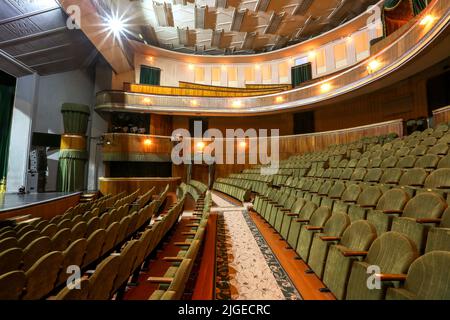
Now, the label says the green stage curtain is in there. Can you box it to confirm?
[57,150,88,192]
[0,72,16,191]
[384,0,429,36]
[140,66,161,86]
[291,63,313,87]
[61,103,91,135]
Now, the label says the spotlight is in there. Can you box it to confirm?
[255,64,261,70]
[188,64,195,70]
[320,83,332,93]
[143,97,152,105]
[196,141,205,150]
[232,100,242,108]
[276,96,285,103]
[239,141,247,148]
[144,139,152,146]
[107,16,125,38]
[191,100,198,107]
[367,60,382,74]
[308,51,316,59]
[420,15,435,26]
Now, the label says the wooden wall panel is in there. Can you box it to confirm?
[150,114,173,136]
[433,105,450,126]
[98,177,181,195]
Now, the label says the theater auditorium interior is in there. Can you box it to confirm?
[0,0,449,303]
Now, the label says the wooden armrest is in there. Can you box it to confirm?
[376,273,407,282]
[274,205,284,208]
[320,236,341,241]
[344,200,356,204]
[306,226,324,231]
[383,210,402,214]
[329,196,340,200]
[342,251,368,257]
[186,224,200,227]
[360,205,376,208]
[147,277,173,284]
[287,213,298,217]
[182,232,197,236]
[110,253,121,257]
[416,218,441,224]
[281,209,291,212]
[435,186,450,190]
[295,219,310,223]
[407,184,423,188]
[85,270,95,275]
[174,242,191,247]
[163,257,184,263]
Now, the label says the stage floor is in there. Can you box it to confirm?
[0,192,81,213]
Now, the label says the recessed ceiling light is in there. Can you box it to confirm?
[420,15,435,26]
[107,16,125,38]
[320,83,332,93]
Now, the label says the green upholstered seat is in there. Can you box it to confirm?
[425,207,450,253]
[307,213,351,278]
[279,199,306,239]
[322,221,377,300]
[346,232,419,300]
[333,184,362,214]
[367,188,410,236]
[391,192,447,253]
[386,251,450,300]
[0,271,26,300]
[348,186,382,221]
[286,201,317,249]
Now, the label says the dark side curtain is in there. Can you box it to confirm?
[384,0,429,36]
[57,150,88,192]
[291,63,312,87]
[0,71,16,190]
[140,66,161,85]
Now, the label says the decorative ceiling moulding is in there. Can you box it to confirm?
[130,0,384,64]
[95,0,450,116]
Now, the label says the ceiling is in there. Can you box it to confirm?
[113,0,379,55]
[0,0,98,77]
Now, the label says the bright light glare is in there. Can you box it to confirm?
[108,17,125,37]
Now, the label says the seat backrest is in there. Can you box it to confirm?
[23,236,52,271]
[71,221,87,241]
[166,259,193,300]
[0,247,23,276]
[356,186,382,207]
[23,251,64,300]
[399,168,428,187]
[309,207,331,227]
[402,192,447,219]
[0,271,26,300]
[340,220,377,250]
[54,278,89,300]
[341,184,362,203]
[113,240,140,292]
[58,239,87,286]
[85,217,100,238]
[87,255,121,300]
[364,168,383,182]
[428,143,449,156]
[375,188,410,211]
[298,201,318,221]
[327,181,346,199]
[51,228,72,252]
[440,207,450,228]
[380,156,397,168]
[350,168,366,181]
[15,224,34,237]
[416,154,440,169]
[380,168,402,184]
[83,229,106,268]
[398,251,450,300]
[323,212,350,237]
[397,155,417,168]
[40,224,58,238]
[0,236,18,252]
[18,230,40,248]
[57,219,72,230]
[101,222,120,255]
[366,232,419,274]
[424,168,450,189]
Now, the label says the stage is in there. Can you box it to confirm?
[0,192,82,220]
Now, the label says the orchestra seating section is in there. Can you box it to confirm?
[0,181,213,300]
[213,125,450,300]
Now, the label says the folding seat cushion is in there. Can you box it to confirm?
[112,240,140,293]
[409,145,428,157]
[397,155,417,168]
[58,239,87,286]
[71,221,87,241]
[54,279,89,300]
[87,255,121,300]
[428,143,449,156]
[424,207,450,252]
[279,199,306,239]
[0,271,26,300]
[323,221,377,300]
[18,230,40,249]
[380,156,398,168]
[339,168,353,181]
[23,236,52,271]
[307,213,351,279]
[350,168,367,182]
[286,202,318,249]
[386,251,450,300]
[367,188,410,236]
[391,192,447,253]
[40,224,58,238]
[0,247,23,275]
[51,228,72,252]
[348,186,383,221]
[437,154,450,169]
[296,207,332,260]
[85,217,100,238]
[363,168,383,184]
[345,232,419,300]
[395,147,411,158]
[415,154,440,170]
[23,251,64,300]
[83,229,107,268]
[0,236,18,252]
[333,184,362,214]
